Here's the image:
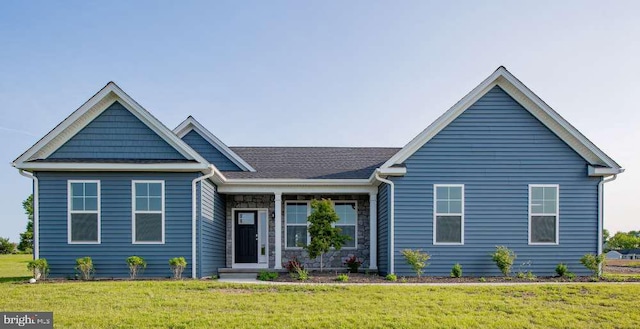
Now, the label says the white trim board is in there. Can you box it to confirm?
[174,116,256,172]
[380,67,623,174]
[12,82,210,171]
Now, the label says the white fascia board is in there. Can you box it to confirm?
[588,165,625,176]
[13,82,210,169]
[381,67,623,173]
[173,116,256,172]
[224,178,372,186]
[15,162,209,172]
[218,183,377,195]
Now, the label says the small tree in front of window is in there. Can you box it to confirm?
[304,199,350,272]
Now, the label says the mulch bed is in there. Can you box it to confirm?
[270,270,640,284]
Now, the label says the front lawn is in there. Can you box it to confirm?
[0,280,638,328]
[1,255,639,328]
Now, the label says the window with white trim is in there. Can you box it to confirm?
[285,202,309,248]
[529,185,558,244]
[334,202,357,248]
[133,181,164,243]
[68,181,100,243]
[434,185,464,244]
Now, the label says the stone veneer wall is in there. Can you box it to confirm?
[225,194,371,269]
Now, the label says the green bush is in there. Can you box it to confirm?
[491,246,516,277]
[555,263,569,277]
[385,273,398,282]
[0,237,15,254]
[336,273,349,282]
[400,277,407,283]
[580,253,605,278]
[401,249,430,277]
[126,256,147,279]
[169,257,187,279]
[287,261,309,281]
[566,272,576,281]
[257,271,279,281]
[479,277,486,282]
[27,258,49,280]
[75,257,94,280]
[450,263,462,278]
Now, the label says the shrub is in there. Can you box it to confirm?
[336,273,349,282]
[580,253,605,278]
[169,257,187,279]
[555,263,569,277]
[344,255,362,273]
[400,277,407,283]
[401,249,430,277]
[287,260,309,281]
[283,257,304,273]
[491,246,516,277]
[566,272,576,281]
[450,263,462,278]
[479,277,486,282]
[27,258,49,280]
[126,256,147,279]
[0,237,15,254]
[257,271,279,281]
[385,273,398,282]
[75,257,94,280]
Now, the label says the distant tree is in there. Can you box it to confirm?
[0,237,15,254]
[603,229,610,245]
[304,199,350,271]
[18,194,33,252]
[607,232,640,250]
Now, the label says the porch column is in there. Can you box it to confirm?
[274,192,283,269]
[369,192,378,270]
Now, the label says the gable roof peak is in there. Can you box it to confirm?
[381,67,622,174]
[174,116,256,172]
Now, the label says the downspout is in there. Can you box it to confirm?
[598,174,617,275]
[192,165,216,279]
[374,169,395,274]
[18,170,38,259]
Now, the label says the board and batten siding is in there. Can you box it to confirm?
[391,86,601,277]
[48,101,186,160]
[377,183,390,275]
[36,171,198,278]
[197,179,226,277]
[181,130,242,171]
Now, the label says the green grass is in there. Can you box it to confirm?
[0,281,638,328]
[0,254,32,282]
[1,255,639,328]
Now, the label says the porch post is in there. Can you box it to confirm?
[369,192,378,270]
[274,192,283,269]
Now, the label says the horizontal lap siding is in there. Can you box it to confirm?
[49,101,185,160]
[181,130,242,171]
[393,86,601,277]
[36,171,198,278]
[198,180,226,277]
[377,183,389,275]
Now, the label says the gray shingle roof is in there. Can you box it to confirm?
[223,147,401,179]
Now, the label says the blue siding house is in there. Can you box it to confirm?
[13,67,623,278]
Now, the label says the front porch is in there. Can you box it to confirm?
[220,191,378,272]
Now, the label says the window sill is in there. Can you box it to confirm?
[528,242,559,246]
[132,241,165,245]
[433,242,464,246]
[68,241,101,245]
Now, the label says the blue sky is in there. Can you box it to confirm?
[1,1,638,242]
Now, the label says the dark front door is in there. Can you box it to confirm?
[235,211,258,263]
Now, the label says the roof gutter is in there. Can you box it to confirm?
[191,165,216,279]
[598,174,618,275]
[17,170,38,260]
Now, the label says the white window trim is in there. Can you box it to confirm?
[284,200,311,250]
[67,180,101,244]
[332,200,358,250]
[433,184,465,245]
[132,180,165,244]
[528,184,560,245]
